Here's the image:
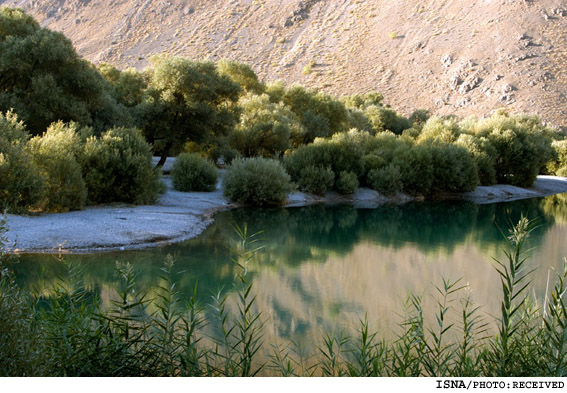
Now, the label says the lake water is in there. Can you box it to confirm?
[13,193,567,350]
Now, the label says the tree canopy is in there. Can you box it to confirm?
[139,56,242,165]
[0,7,126,134]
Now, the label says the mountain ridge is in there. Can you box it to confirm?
[2,0,566,129]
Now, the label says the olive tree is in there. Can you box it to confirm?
[139,56,241,166]
[0,7,124,134]
[230,94,302,157]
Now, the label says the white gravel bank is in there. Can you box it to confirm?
[5,175,567,254]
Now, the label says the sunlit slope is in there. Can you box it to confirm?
[2,0,566,128]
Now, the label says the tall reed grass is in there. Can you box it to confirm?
[0,216,566,376]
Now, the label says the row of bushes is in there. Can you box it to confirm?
[282,112,558,197]
[170,111,560,207]
[0,112,161,213]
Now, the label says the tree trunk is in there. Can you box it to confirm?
[156,141,173,168]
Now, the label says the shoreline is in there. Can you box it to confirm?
[5,175,567,254]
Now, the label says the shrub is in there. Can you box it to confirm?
[230,94,299,157]
[346,108,374,134]
[416,116,461,144]
[368,164,403,196]
[409,109,431,127]
[456,134,497,185]
[487,124,553,187]
[325,131,366,179]
[79,127,160,205]
[369,131,411,158]
[282,85,349,142]
[28,122,87,212]
[428,143,479,193]
[217,59,265,95]
[297,165,335,195]
[335,171,359,195]
[299,110,330,144]
[171,153,218,192]
[342,92,384,110]
[392,144,433,196]
[547,140,567,177]
[362,154,386,180]
[284,143,332,183]
[0,111,45,212]
[364,105,411,135]
[284,130,366,190]
[466,112,554,187]
[223,158,295,206]
[208,144,240,166]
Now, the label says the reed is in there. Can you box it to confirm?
[1,217,567,376]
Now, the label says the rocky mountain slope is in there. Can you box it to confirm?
[2,0,566,129]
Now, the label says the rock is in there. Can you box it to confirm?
[455,97,471,107]
[517,33,529,41]
[449,75,461,90]
[284,0,321,27]
[500,94,516,104]
[458,74,481,94]
[501,84,515,94]
[441,54,452,68]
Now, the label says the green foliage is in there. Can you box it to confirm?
[230,94,300,157]
[265,81,286,103]
[456,134,497,185]
[284,130,365,192]
[392,143,434,196]
[362,154,386,175]
[298,110,330,144]
[417,116,461,144]
[2,218,567,376]
[223,158,295,206]
[484,115,554,187]
[342,92,384,110]
[547,140,567,177]
[427,143,479,194]
[0,217,45,376]
[368,164,403,196]
[364,105,411,135]
[296,165,335,195]
[217,59,265,95]
[335,171,359,195]
[462,112,554,187]
[79,127,160,205]
[171,153,218,192]
[0,7,123,134]
[487,216,536,376]
[98,63,147,108]
[284,144,331,185]
[325,131,366,179]
[346,108,374,134]
[0,111,45,212]
[409,109,431,127]
[281,85,349,143]
[208,143,240,166]
[28,122,87,212]
[139,56,241,164]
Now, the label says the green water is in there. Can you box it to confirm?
[14,193,567,345]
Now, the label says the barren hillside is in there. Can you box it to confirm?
[2,0,566,128]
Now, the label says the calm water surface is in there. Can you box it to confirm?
[14,193,567,347]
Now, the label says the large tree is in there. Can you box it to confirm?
[139,56,242,166]
[0,7,125,134]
